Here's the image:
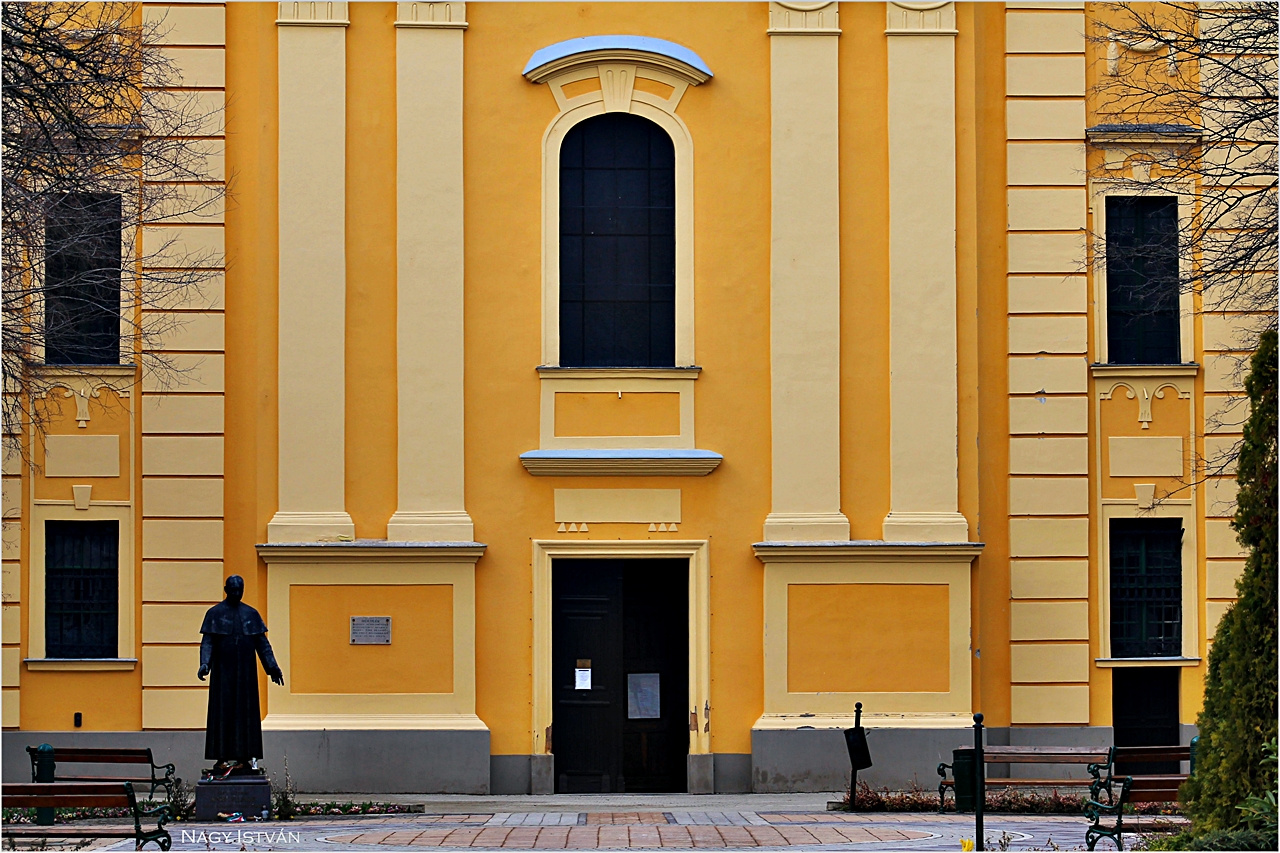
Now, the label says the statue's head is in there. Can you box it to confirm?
[224,575,245,605]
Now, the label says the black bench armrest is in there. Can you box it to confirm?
[937,761,952,779]
[150,760,177,800]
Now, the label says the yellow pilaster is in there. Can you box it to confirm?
[882,1,969,543]
[268,1,354,543]
[387,2,474,542]
[763,1,849,542]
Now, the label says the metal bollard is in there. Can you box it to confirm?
[34,743,55,826]
[973,714,984,851]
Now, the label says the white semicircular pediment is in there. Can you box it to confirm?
[522,35,712,87]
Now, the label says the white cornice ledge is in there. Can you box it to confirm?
[257,540,486,563]
[520,449,722,477]
[524,36,712,86]
[753,540,984,562]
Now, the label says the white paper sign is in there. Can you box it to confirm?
[574,668,592,690]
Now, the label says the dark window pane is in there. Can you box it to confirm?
[44,194,123,365]
[1110,518,1182,657]
[560,114,676,367]
[45,520,118,658]
[1106,196,1180,364]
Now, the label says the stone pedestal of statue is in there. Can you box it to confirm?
[193,768,272,821]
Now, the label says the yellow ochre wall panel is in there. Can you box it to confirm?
[33,393,131,503]
[786,584,949,693]
[289,584,453,695]
[1098,389,1190,498]
[554,392,681,437]
[839,0,892,542]
[21,671,142,731]
[221,0,275,623]
[463,2,772,755]
[344,1,398,541]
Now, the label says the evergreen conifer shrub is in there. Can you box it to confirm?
[1183,330,1278,830]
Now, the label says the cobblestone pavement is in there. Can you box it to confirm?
[81,808,1189,852]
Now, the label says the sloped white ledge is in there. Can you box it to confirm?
[519,448,722,476]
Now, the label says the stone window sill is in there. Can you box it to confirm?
[1095,657,1201,668]
[25,658,137,671]
[519,449,722,476]
[1090,363,1199,379]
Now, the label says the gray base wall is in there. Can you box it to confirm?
[264,730,489,793]
[751,726,1120,793]
[4,729,489,794]
[490,754,750,795]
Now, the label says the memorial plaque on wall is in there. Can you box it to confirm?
[350,616,391,644]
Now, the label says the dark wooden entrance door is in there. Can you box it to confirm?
[1112,667,1181,775]
[552,559,688,793]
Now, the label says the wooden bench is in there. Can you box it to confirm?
[27,745,176,801]
[2,781,173,850]
[1085,745,1193,851]
[937,745,1111,811]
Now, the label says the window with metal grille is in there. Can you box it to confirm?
[1105,196,1180,364]
[45,520,118,658]
[560,113,675,367]
[44,193,122,365]
[1110,518,1183,657]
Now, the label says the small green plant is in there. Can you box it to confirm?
[167,778,197,821]
[271,755,299,820]
[985,830,1013,851]
[1237,737,1279,838]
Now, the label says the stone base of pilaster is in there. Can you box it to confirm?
[762,512,850,542]
[266,511,356,543]
[387,511,475,543]
[882,511,970,543]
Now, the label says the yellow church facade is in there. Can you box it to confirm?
[1,2,1262,793]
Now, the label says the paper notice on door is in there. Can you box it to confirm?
[575,667,592,690]
[627,672,660,719]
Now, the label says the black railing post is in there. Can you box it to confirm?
[852,702,862,808]
[35,743,55,826]
[973,713,984,851]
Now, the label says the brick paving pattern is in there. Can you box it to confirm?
[152,808,1188,850]
[326,813,932,848]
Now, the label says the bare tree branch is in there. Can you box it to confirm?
[2,2,224,465]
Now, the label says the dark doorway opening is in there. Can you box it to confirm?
[1112,667,1181,775]
[552,558,688,793]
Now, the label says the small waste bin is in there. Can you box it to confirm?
[952,747,978,813]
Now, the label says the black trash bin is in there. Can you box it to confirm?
[952,747,978,813]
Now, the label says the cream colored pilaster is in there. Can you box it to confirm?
[268,2,353,543]
[763,2,849,543]
[387,2,473,542]
[882,2,969,543]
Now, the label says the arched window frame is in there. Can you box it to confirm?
[526,38,710,367]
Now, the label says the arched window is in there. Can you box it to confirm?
[559,113,675,367]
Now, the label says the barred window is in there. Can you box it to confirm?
[1105,196,1180,365]
[45,520,118,658]
[560,113,675,367]
[44,193,122,365]
[1110,518,1183,658]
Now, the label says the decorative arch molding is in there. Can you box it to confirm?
[529,41,699,367]
[523,36,711,97]
[1099,380,1192,430]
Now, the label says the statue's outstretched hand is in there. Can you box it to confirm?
[269,667,284,686]
[197,664,210,681]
